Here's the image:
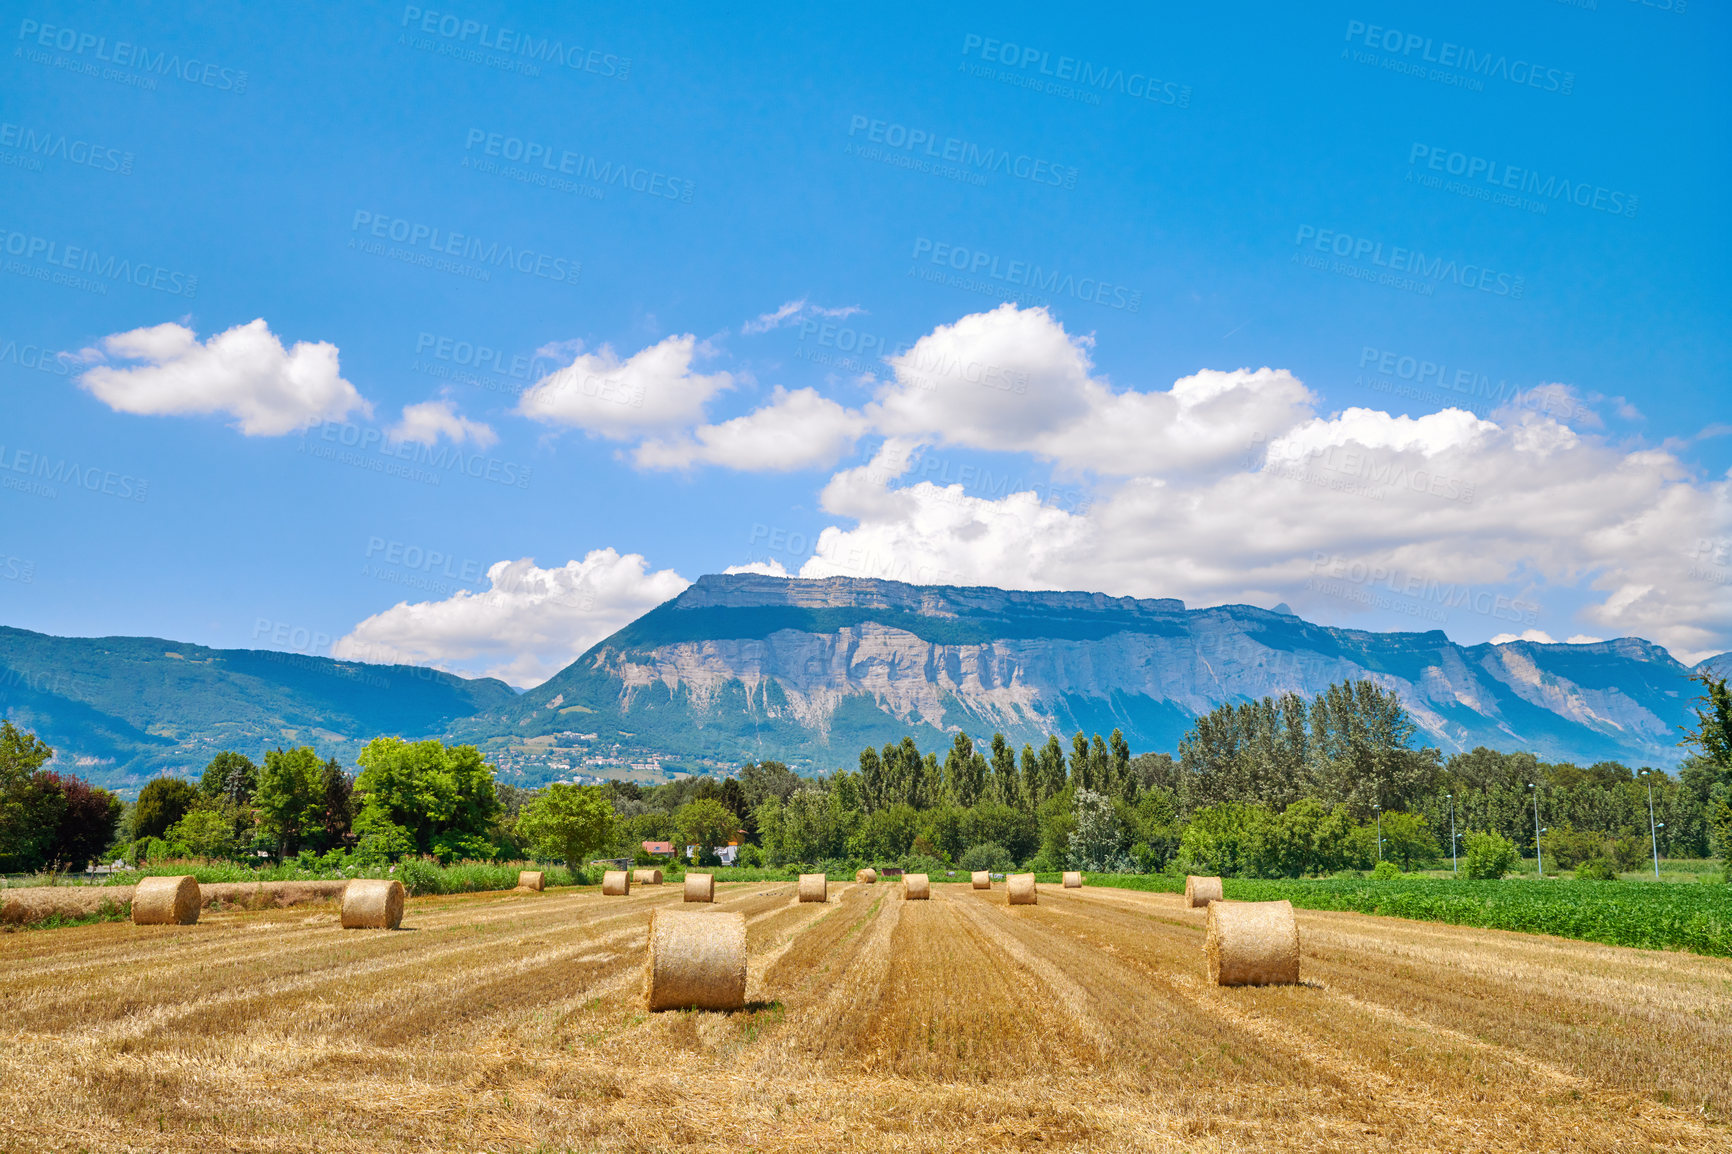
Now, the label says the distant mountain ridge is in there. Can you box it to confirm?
[3,575,1722,793]
[462,574,1722,772]
[0,625,516,793]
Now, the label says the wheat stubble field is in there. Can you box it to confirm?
[2,881,1729,1153]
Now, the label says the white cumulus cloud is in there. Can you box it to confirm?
[389,398,498,448]
[633,387,869,472]
[77,319,370,435]
[336,549,690,686]
[516,333,733,438]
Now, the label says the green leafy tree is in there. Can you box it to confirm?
[165,807,239,859]
[1462,831,1520,879]
[919,803,967,863]
[353,737,501,857]
[959,842,1013,872]
[134,776,199,842]
[858,745,886,813]
[1379,810,1438,870]
[198,752,259,806]
[848,802,920,861]
[1067,788,1127,871]
[944,732,987,808]
[989,733,1020,809]
[675,797,739,856]
[253,747,326,857]
[0,721,61,870]
[964,800,1039,864]
[1036,736,1068,805]
[1176,802,1276,877]
[513,784,617,866]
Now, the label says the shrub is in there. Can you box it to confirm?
[1371,860,1402,879]
[1576,858,1618,881]
[959,842,1013,872]
[1462,831,1520,880]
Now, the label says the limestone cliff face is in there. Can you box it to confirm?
[509,575,1710,767]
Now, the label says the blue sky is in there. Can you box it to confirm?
[3,0,1727,685]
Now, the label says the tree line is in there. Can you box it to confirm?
[3,672,1727,881]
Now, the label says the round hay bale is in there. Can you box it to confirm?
[855,868,877,884]
[602,870,631,896]
[1062,871,1083,888]
[517,870,544,892]
[1185,875,1224,907]
[341,879,405,930]
[633,868,664,886]
[797,873,828,903]
[1206,899,1299,986]
[684,873,715,903]
[1007,873,1038,905]
[904,873,930,900]
[131,875,200,925]
[644,909,747,1011]
[971,871,991,889]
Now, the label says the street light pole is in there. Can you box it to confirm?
[1374,803,1383,863]
[1529,783,1543,878]
[1447,793,1457,875]
[1639,769,1662,880]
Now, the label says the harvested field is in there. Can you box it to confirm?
[1,881,1728,1152]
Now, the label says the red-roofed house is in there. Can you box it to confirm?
[641,841,674,857]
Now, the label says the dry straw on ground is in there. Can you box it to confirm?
[798,874,828,903]
[643,908,748,1011]
[684,873,715,903]
[971,871,991,889]
[904,873,930,900]
[131,875,200,925]
[517,871,544,892]
[1008,873,1038,905]
[1206,898,1300,986]
[633,868,664,886]
[855,868,876,883]
[341,879,405,930]
[1062,871,1082,889]
[1186,875,1225,907]
[602,870,630,896]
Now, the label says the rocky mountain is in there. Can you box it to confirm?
[0,626,516,793]
[465,573,1721,773]
[5,575,1721,792]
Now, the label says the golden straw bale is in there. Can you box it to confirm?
[131,875,200,925]
[602,870,631,896]
[971,871,991,889]
[644,909,748,1011]
[1185,875,1224,907]
[1007,873,1038,905]
[684,873,715,903]
[633,868,664,886]
[904,873,930,900]
[797,873,828,902]
[855,868,877,884]
[517,870,544,892]
[1206,899,1300,986]
[340,879,405,930]
[1062,871,1083,888]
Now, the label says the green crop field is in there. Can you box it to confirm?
[1072,872,1732,958]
